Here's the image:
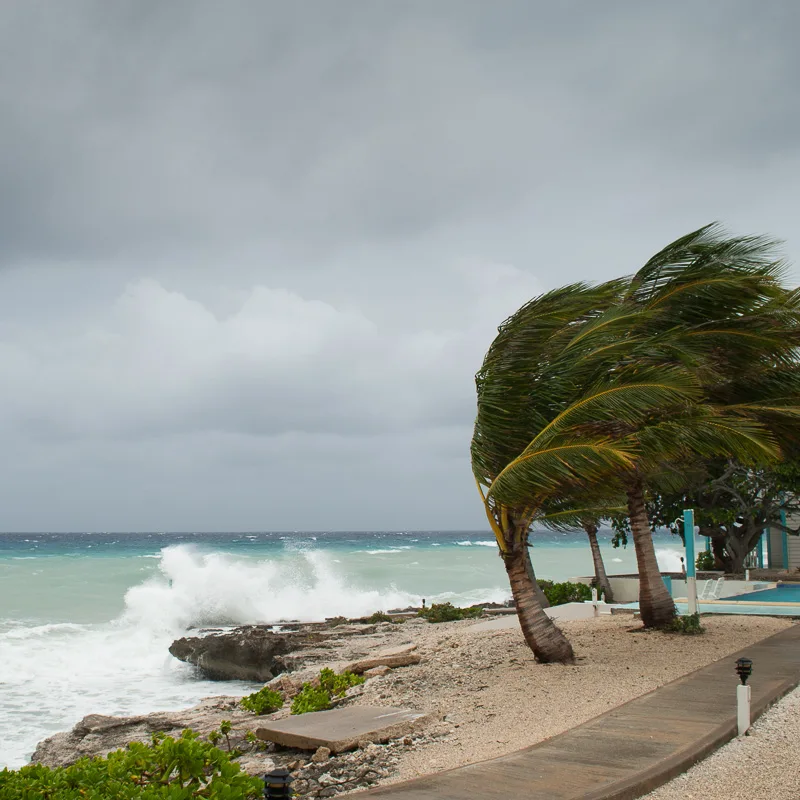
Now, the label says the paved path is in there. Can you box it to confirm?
[357,624,800,800]
[470,601,613,631]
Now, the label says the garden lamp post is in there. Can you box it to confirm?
[264,768,292,799]
[735,657,753,736]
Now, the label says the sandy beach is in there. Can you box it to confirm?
[324,613,794,788]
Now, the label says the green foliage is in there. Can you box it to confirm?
[0,729,264,799]
[291,683,332,715]
[418,602,484,623]
[363,611,396,623]
[319,667,364,697]
[666,613,705,635]
[696,550,715,571]
[290,669,367,714]
[538,580,593,605]
[239,686,284,715]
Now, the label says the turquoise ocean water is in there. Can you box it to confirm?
[0,530,687,768]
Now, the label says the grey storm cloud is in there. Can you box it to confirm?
[0,1,799,530]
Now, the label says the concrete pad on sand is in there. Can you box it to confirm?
[256,706,432,753]
[469,602,614,632]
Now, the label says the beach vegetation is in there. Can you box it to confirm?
[666,613,705,635]
[290,668,365,714]
[291,683,332,714]
[240,686,284,715]
[418,602,484,623]
[319,667,365,695]
[538,580,592,606]
[362,611,398,623]
[0,729,264,798]
[695,549,716,571]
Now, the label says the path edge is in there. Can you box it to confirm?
[584,672,800,800]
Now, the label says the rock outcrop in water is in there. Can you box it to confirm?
[167,622,388,681]
[168,626,321,681]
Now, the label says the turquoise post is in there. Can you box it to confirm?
[684,509,696,578]
[683,509,697,614]
[781,508,789,569]
[757,531,764,568]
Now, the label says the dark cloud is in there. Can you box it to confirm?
[0,1,798,529]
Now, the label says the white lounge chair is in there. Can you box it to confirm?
[698,577,725,601]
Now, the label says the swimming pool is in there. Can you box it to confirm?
[724,584,800,603]
[620,600,800,616]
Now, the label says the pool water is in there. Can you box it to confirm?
[724,584,800,603]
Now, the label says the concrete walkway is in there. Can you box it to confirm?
[357,624,800,799]
[470,601,613,632]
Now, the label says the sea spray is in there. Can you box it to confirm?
[123,545,420,628]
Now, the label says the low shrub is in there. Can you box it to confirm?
[696,550,716,571]
[319,667,365,697]
[0,729,264,799]
[538,580,592,606]
[363,611,396,623]
[666,613,705,635]
[290,668,367,715]
[291,683,332,715]
[418,602,484,623]
[239,686,284,715]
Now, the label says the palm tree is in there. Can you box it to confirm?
[472,281,693,659]
[582,518,614,603]
[484,225,800,629]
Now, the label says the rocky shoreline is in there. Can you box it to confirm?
[31,612,795,798]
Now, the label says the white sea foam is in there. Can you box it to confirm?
[655,548,685,572]
[123,545,419,629]
[4,622,87,639]
[455,540,496,547]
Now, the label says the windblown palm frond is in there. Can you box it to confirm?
[471,279,627,489]
[486,436,637,506]
[627,224,786,308]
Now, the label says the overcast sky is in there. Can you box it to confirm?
[1,1,799,532]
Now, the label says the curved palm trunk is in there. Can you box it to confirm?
[625,476,676,627]
[503,541,574,664]
[524,544,551,609]
[583,521,614,603]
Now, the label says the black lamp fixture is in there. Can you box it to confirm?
[735,657,753,685]
[264,768,292,799]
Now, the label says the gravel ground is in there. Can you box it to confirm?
[337,614,793,788]
[645,684,800,800]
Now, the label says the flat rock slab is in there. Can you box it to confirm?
[256,706,431,753]
[347,643,420,673]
